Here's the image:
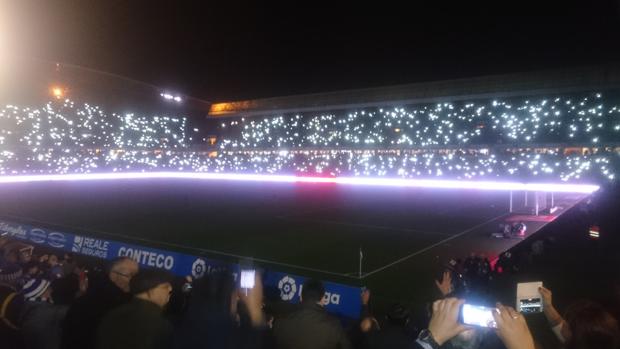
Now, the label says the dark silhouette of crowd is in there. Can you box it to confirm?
[1,234,620,349]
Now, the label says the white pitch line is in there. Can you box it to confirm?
[361,212,509,279]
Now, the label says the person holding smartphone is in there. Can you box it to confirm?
[539,286,620,348]
[415,298,536,349]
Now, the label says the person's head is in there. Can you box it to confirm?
[20,278,51,302]
[50,274,79,305]
[300,279,325,305]
[48,254,59,266]
[360,316,380,333]
[108,257,139,293]
[23,261,39,277]
[17,247,32,264]
[564,300,620,349]
[63,253,74,263]
[386,303,410,327]
[130,269,173,308]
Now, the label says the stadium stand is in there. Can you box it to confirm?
[1,67,620,348]
[1,91,619,182]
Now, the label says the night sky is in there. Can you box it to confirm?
[3,1,620,102]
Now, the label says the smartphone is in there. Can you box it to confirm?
[182,282,193,293]
[240,269,256,289]
[516,282,543,313]
[459,303,497,328]
[518,298,543,313]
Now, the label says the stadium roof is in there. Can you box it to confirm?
[208,64,620,118]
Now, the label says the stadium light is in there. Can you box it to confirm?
[160,92,182,103]
[50,86,65,99]
[0,172,600,194]
[589,225,600,239]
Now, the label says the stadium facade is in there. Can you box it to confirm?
[207,64,620,118]
[200,65,620,184]
[2,63,620,183]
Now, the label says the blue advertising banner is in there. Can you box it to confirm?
[0,220,361,318]
[263,270,362,318]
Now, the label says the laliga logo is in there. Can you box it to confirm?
[322,291,341,306]
[278,276,297,301]
[192,258,207,278]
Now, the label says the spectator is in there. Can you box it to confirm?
[273,278,352,349]
[95,268,174,349]
[414,298,536,349]
[47,255,64,280]
[359,316,381,335]
[564,301,620,349]
[61,253,76,276]
[495,251,517,274]
[17,245,34,264]
[173,270,265,349]
[0,244,23,286]
[20,275,80,349]
[364,303,412,349]
[348,289,379,348]
[22,260,42,281]
[0,261,23,287]
[163,275,193,325]
[0,283,26,349]
[436,271,454,297]
[540,286,620,349]
[414,298,469,349]
[20,278,52,302]
[492,303,536,349]
[61,257,139,349]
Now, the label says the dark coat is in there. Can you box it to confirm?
[61,278,131,349]
[273,303,352,349]
[363,324,413,349]
[172,297,263,349]
[21,302,69,349]
[95,298,173,349]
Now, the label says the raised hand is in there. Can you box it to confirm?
[361,288,371,305]
[539,286,552,307]
[493,303,535,349]
[435,270,453,296]
[428,298,468,345]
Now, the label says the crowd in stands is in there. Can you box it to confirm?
[218,93,620,148]
[0,91,619,182]
[0,91,619,349]
[2,234,619,349]
[0,100,193,175]
[200,149,617,182]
